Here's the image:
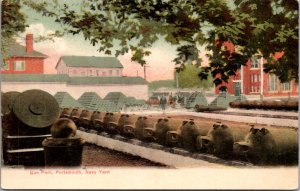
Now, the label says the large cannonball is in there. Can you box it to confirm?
[51,118,77,138]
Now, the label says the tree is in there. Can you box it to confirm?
[22,0,298,88]
[212,0,298,83]
[1,0,28,58]
[177,64,213,89]
[149,80,175,91]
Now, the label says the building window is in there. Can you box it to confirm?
[109,70,112,76]
[282,82,291,92]
[251,56,259,69]
[251,74,259,83]
[102,72,106,76]
[73,70,77,75]
[14,61,25,71]
[116,70,119,76]
[96,70,100,76]
[254,74,258,82]
[89,70,93,76]
[250,86,260,93]
[268,74,278,92]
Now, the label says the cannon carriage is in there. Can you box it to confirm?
[2,90,60,166]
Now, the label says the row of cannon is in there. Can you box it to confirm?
[2,89,298,166]
[60,107,298,165]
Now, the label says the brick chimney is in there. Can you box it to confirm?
[26,34,34,53]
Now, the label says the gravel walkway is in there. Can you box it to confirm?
[82,143,168,168]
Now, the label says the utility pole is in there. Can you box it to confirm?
[260,55,264,101]
[176,71,179,89]
[240,65,244,94]
[143,64,149,80]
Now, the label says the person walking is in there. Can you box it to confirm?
[159,95,167,114]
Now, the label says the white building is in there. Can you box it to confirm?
[2,56,149,100]
[56,56,123,77]
[1,74,148,100]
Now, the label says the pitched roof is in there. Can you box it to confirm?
[210,92,236,108]
[104,92,128,107]
[124,97,137,105]
[95,100,119,112]
[57,56,123,68]
[78,92,102,110]
[104,92,127,101]
[1,74,148,85]
[54,92,83,108]
[68,76,148,85]
[7,41,48,58]
[186,91,208,108]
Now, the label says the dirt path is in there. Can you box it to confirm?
[82,143,168,168]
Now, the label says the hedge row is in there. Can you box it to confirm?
[194,105,227,112]
[229,100,298,111]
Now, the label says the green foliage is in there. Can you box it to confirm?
[149,80,175,91]
[236,0,298,83]
[178,64,213,89]
[1,0,27,39]
[1,0,28,59]
[17,0,299,86]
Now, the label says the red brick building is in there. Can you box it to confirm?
[1,34,48,74]
[215,44,298,97]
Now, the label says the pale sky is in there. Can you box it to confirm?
[18,3,210,82]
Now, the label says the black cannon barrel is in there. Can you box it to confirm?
[2,91,21,116]
[78,110,93,130]
[234,126,298,165]
[198,122,234,158]
[91,111,106,132]
[135,116,157,142]
[118,114,139,138]
[13,89,60,128]
[168,119,202,151]
[155,117,182,146]
[3,89,59,166]
[70,108,83,126]
[104,112,122,134]
[60,107,73,118]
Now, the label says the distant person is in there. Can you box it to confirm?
[173,94,178,104]
[160,95,167,113]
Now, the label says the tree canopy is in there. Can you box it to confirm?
[3,0,299,88]
[177,63,213,89]
[1,0,28,57]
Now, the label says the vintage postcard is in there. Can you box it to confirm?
[1,0,298,189]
